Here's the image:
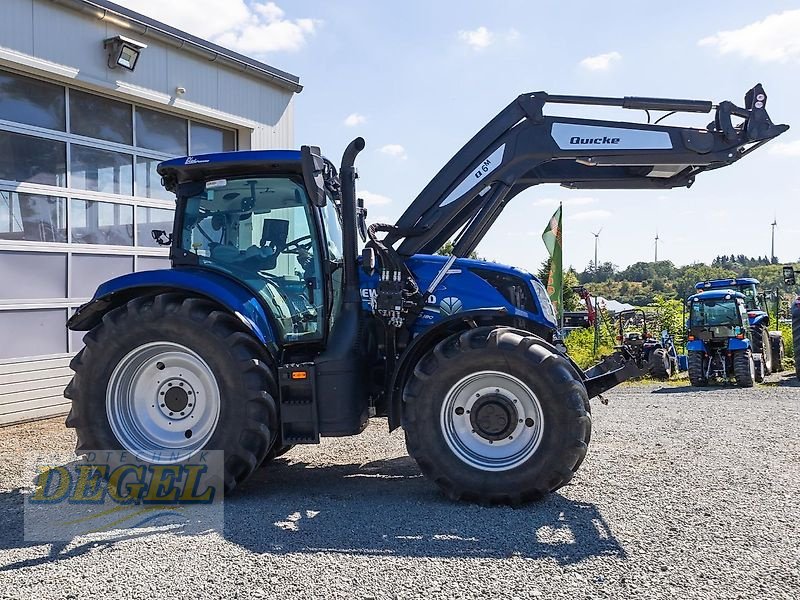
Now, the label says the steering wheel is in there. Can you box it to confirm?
[280,235,313,254]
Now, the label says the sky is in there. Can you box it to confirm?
[116,0,800,274]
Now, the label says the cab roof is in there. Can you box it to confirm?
[157,150,303,191]
[688,290,746,302]
[695,277,759,290]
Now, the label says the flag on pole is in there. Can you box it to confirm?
[541,204,563,320]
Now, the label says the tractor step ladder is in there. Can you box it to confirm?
[277,363,320,444]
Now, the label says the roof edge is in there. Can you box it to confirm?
[51,0,303,93]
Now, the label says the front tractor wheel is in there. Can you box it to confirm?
[65,294,278,493]
[403,327,591,505]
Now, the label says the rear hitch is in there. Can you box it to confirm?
[583,350,646,399]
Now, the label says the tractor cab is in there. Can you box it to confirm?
[695,278,763,312]
[688,290,749,340]
[158,150,346,345]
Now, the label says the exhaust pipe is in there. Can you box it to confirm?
[340,137,366,299]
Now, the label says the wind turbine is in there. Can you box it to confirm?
[591,228,603,272]
[654,231,660,263]
[771,217,778,263]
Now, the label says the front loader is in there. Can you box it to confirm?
[65,84,786,504]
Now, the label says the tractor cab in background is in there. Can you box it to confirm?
[686,290,762,386]
[695,278,784,373]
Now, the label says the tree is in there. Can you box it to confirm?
[436,240,478,260]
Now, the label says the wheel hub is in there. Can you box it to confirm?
[440,371,544,472]
[106,342,221,463]
[160,380,194,417]
[470,394,517,441]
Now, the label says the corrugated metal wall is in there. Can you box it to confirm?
[0,0,298,425]
[0,0,295,150]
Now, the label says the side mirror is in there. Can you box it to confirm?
[782,265,796,286]
[301,145,327,207]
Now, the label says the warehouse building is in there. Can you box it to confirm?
[0,0,301,424]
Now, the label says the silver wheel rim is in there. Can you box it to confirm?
[439,371,544,472]
[107,341,221,462]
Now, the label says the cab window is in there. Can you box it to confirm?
[180,176,324,342]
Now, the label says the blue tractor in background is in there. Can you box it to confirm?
[686,290,763,387]
[695,278,784,374]
[64,86,786,504]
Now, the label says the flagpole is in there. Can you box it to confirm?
[559,202,564,332]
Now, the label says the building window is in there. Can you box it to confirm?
[69,89,133,145]
[71,198,133,246]
[191,122,236,154]
[136,206,175,247]
[0,70,65,131]
[0,191,67,242]
[135,106,187,156]
[0,130,67,186]
[70,145,133,196]
[135,156,173,200]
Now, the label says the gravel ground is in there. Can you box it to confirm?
[0,375,798,599]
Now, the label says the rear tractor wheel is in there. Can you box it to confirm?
[687,351,708,387]
[65,294,278,494]
[751,322,773,375]
[648,348,671,380]
[769,334,784,373]
[403,326,591,505]
[733,349,755,388]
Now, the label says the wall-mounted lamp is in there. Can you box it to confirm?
[103,35,147,71]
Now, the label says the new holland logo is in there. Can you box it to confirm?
[439,297,463,316]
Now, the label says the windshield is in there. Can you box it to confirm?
[180,176,324,342]
[690,299,742,327]
[738,284,758,311]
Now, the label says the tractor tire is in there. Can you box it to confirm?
[403,326,591,505]
[769,335,784,373]
[648,348,671,380]
[733,349,755,388]
[64,293,278,494]
[753,354,765,383]
[259,443,294,467]
[751,322,773,376]
[688,351,708,387]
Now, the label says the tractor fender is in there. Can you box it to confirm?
[728,337,750,351]
[687,340,707,352]
[387,309,556,431]
[750,313,770,327]
[68,267,277,349]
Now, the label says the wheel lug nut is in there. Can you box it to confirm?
[169,412,174,416]
[160,403,165,408]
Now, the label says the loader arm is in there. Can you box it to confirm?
[385,84,787,257]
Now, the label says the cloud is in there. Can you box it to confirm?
[379,144,407,160]
[698,10,800,62]
[458,26,493,50]
[568,209,612,221]
[534,197,598,207]
[343,113,366,127]
[579,51,622,71]
[768,139,800,157]
[359,191,393,207]
[115,1,318,54]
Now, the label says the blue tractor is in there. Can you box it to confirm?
[65,86,786,503]
[686,290,763,387]
[695,278,784,373]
